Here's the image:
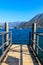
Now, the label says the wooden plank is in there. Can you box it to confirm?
[1,44,41,65]
[1,44,20,65]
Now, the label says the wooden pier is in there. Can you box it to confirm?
[0,22,43,65]
[1,44,41,65]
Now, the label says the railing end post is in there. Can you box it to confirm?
[5,22,9,46]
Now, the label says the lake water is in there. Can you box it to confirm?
[0,28,43,63]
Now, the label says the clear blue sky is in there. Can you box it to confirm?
[0,0,43,22]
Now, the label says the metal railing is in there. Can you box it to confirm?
[31,32,43,64]
[0,31,12,62]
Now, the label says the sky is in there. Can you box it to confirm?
[0,0,43,22]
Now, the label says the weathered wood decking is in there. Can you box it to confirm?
[1,44,41,65]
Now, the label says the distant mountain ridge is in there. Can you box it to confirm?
[17,14,43,28]
[8,22,21,29]
[0,14,43,29]
[0,22,21,29]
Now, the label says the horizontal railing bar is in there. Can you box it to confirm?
[32,32,43,36]
[0,31,12,35]
[0,38,11,49]
[0,30,12,62]
[32,40,43,52]
[0,42,6,49]
[0,43,12,62]
[30,46,43,65]
[0,32,8,35]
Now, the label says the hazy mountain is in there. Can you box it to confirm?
[0,22,21,29]
[0,13,43,29]
[17,14,43,28]
[8,22,21,29]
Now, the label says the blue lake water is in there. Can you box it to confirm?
[0,28,43,63]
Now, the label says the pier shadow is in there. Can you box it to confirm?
[3,44,23,65]
[9,44,23,65]
[2,45,20,65]
[20,44,23,65]
[1,44,40,65]
[27,45,40,65]
[5,56,19,65]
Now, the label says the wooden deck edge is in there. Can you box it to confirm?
[30,46,43,65]
[0,44,12,62]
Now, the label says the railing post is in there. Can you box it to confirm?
[5,22,9,46]
[36,35,39,54]
[10,32,12,44]
[32,23,36,50]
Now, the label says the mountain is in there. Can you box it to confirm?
[0,22,21,29]
[0,14,43,29]
[17,14,43,28]
[8,22,21,29]
[0,23,4,28]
